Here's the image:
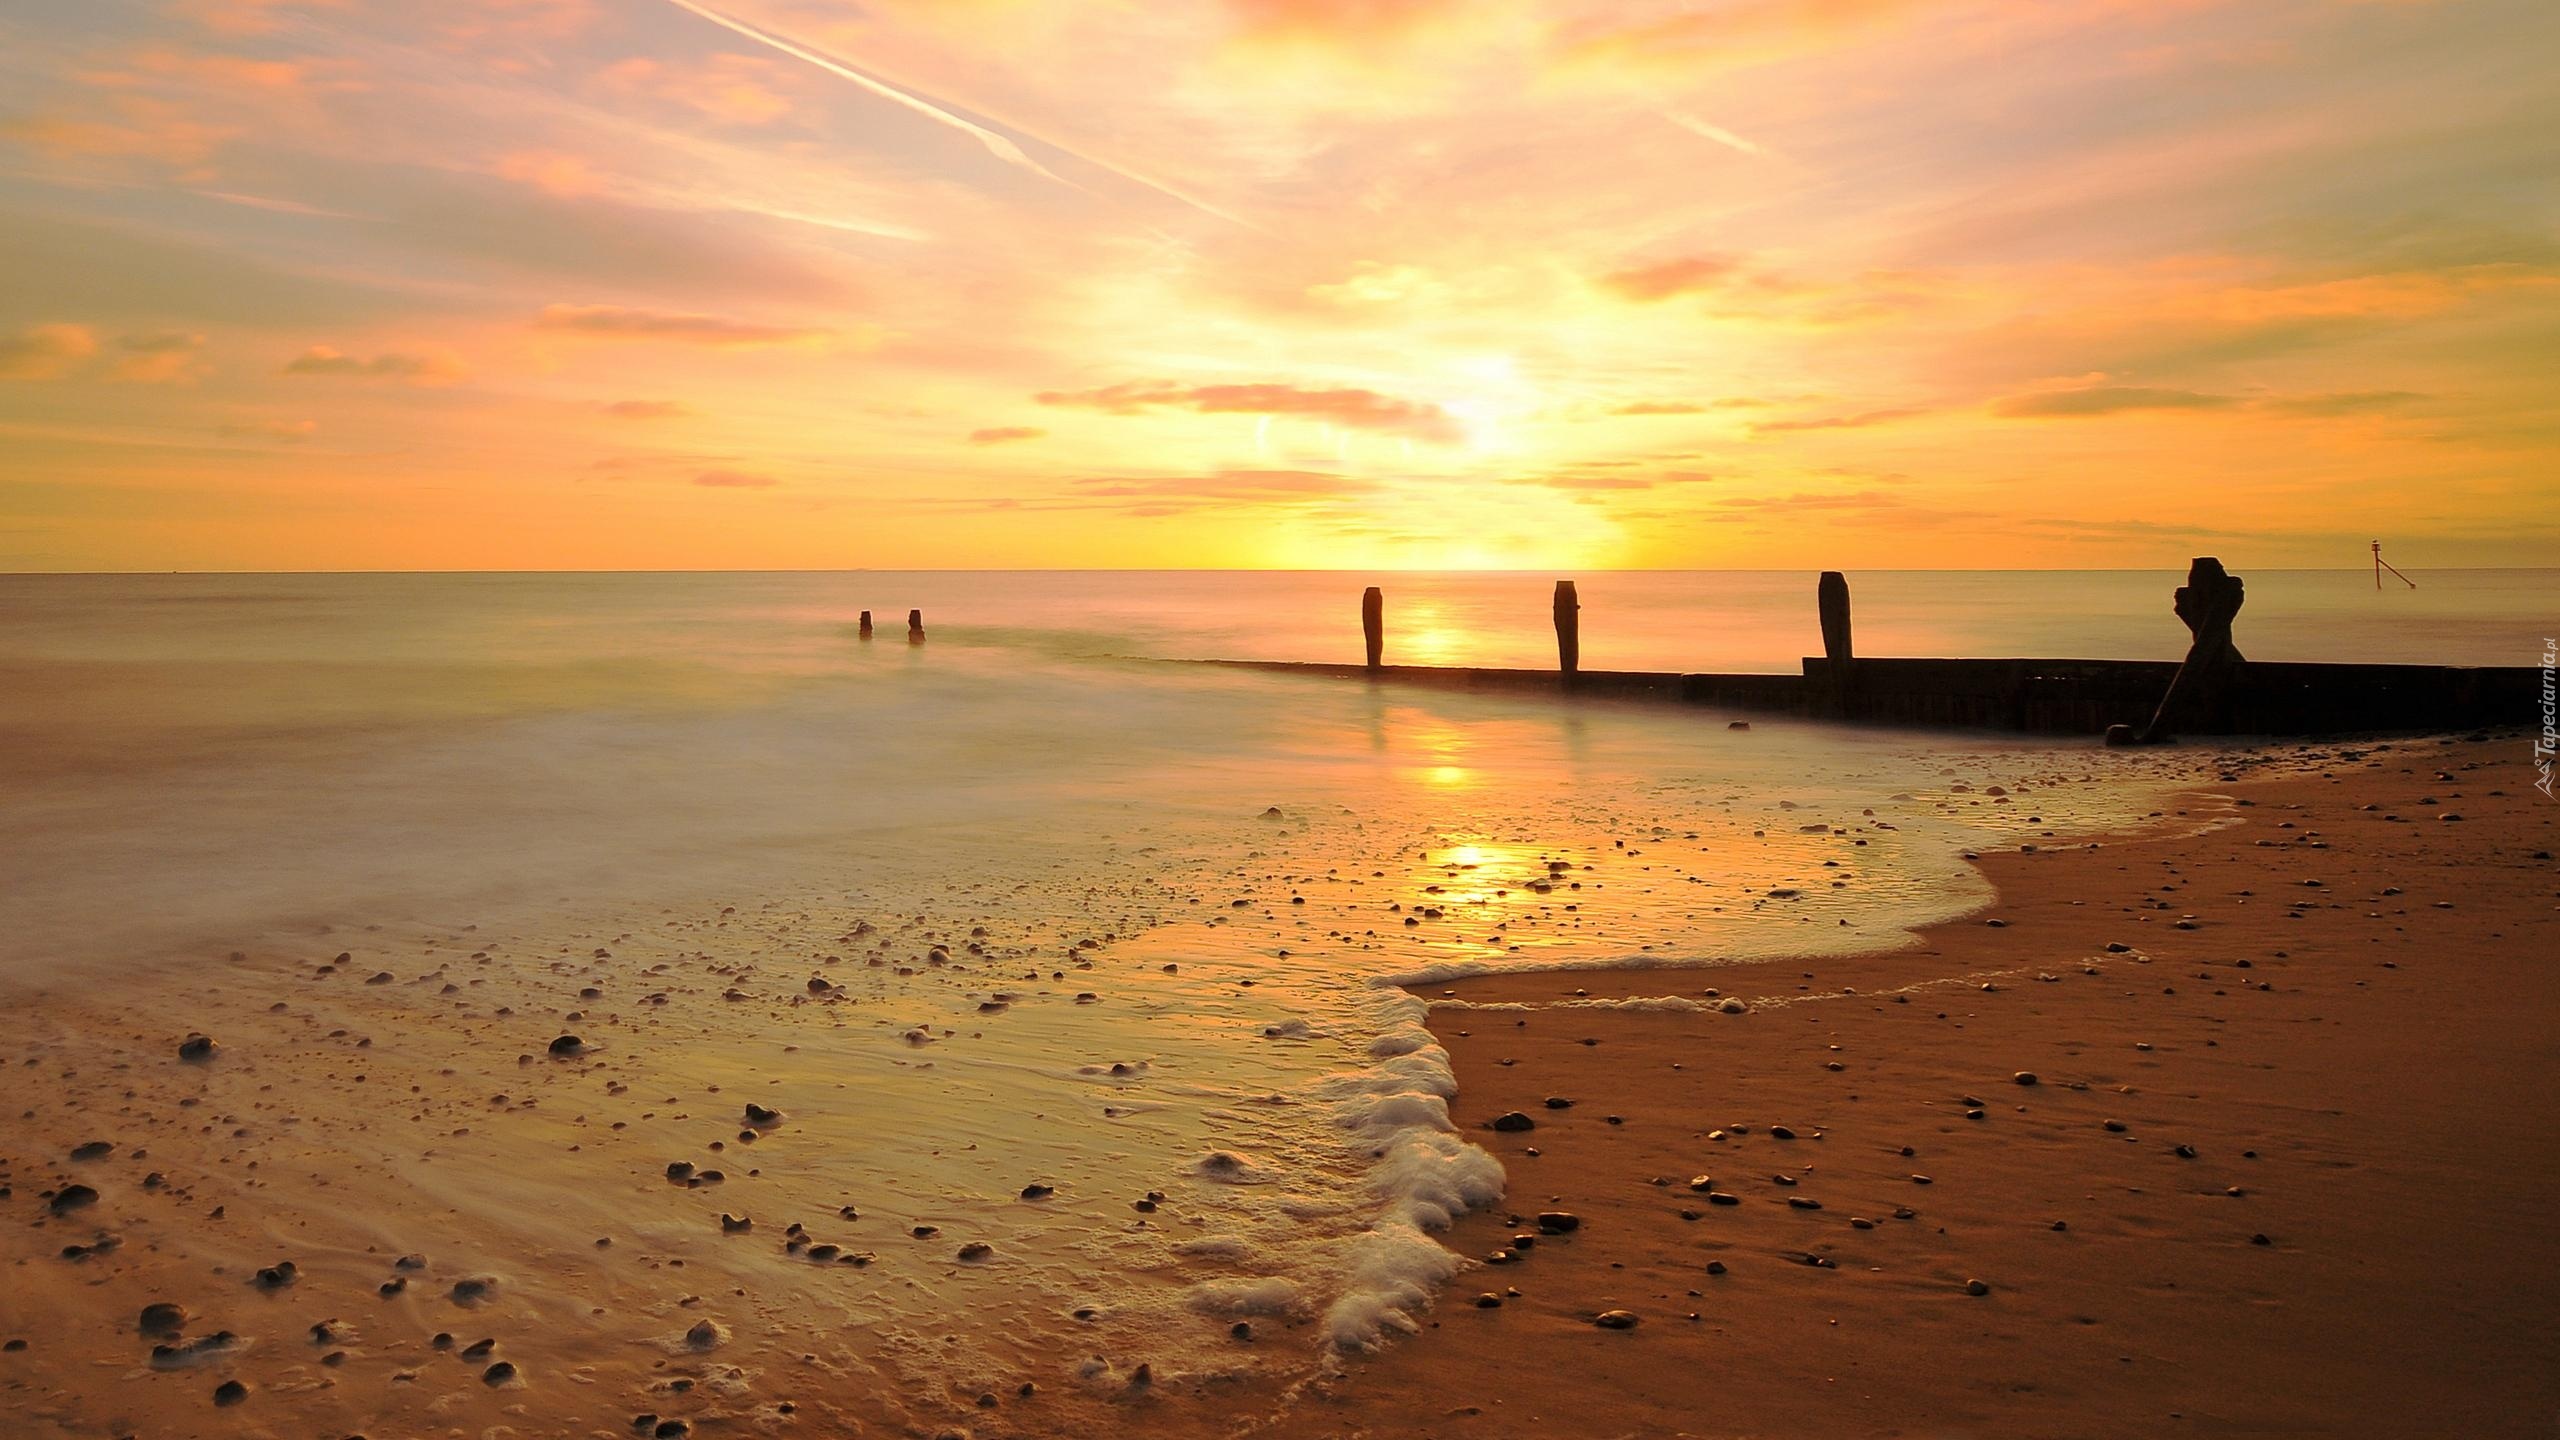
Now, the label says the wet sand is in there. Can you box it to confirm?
[1268,736,2559,1437]
[3,735,2552,1438]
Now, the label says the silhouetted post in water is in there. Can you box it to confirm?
[1362,586,1384,669]
[1817,570,1854,715]
[908,608,925,644]
[1554,580,1580,675]
[2108,557,2245,746]
[858,610,873,639]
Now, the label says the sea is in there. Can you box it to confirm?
[0,567,2548,1391]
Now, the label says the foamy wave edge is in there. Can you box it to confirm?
[1304,985,1506,1351]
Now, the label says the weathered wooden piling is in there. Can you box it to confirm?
[1362,586,1384,669]
[2109,556,2245,745]
[858,610,873,639]
[907,608,925,643]
[1817,571,1853,714]
[1554,580,1580,675]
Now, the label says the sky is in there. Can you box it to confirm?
[0,0,2554,572]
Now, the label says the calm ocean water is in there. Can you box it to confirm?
[0,567,2546,1385]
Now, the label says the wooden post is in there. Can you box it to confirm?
[907,608,925,644]
[858,610,873,639]
[1817,571,1852,669]
[1362,586,1383,669]
[1554,580,1580,675]
[1817,571,1852,716]
[2108,557,2245,746]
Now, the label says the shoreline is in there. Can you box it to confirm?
[1261,733,2558,1438]
[4,732,2550,1438]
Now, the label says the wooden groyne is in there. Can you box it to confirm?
[1206,562,2536,740]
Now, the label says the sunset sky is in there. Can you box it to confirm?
[2,0,2554,571]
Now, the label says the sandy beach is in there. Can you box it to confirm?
[1269,736,2559,1438]
[4,731,2551,1438]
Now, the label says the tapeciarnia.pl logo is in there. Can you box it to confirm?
[2538,636,2556,799]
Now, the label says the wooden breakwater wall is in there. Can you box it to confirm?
[1203,657,2533,736]
[1202,564,2538,739]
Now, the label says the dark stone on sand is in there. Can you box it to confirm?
[139,1302,187,1335]
[657,1422,691,1438]
[1020,1183,1054,1200]
[1787,1197,1823,1210]
[2013,1071,2039,1086]
[744,1104,783,1126]
[1769,1124,1797,1139]
[1965,1279,1991,1296]
[720,1214,752,1233]
[1705,1260,1727,1274]
[2104,1120,2128,1132]
[70,1141,113,1161]
[461,1337,496,1358]
[957,1242,994,1262]
[213,1379,248,1407]
[1232,1321,1254,1340]
[1686,1175,1715,1192]
[1706,1191,1740,1206]
[451,1277,494,1303]
[482,1361,517,1386]
[547,1035,584,1057]
[1474,1293,1501,1308]
[254,1261,298,1289]
[2174,1144,2198,1158]
[1593,1310,1638,1329]
[1536,1211,1580,1234]
[685,1320,720,1349]
[1490,1111,1535,1132]
[48,1183,99,1215]
[179,1033,218,1061]
[2252,1233,2272,1246]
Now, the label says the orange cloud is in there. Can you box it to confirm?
[968,426,1044,444]
[5,99,235,171]
[494,150,608,197]
[1598,255,1744,302]
[694,468,777,488]
[603,400,688,419]
[1754,406,1929,433]
[1036,380,1463,442]
[534,304,827,346]
[219,417,320,441]
[283,345,468,384]
[1991,385,2232,418]
[111,331,210,385]
[597,54,801,127]
[0,324,101,380]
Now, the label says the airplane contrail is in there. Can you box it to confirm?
[1662,110,1769,158]
[659,0,1063,181]
[656,0,1256,230]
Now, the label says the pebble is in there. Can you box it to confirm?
[1490,1112,1536,1132]
[1965,1279,1991,1296]
[177,1034,218,1061]
[547,1035,584,1057]
[139,1303,187,1335]
[1593,1310,1639,1329]
[213,1379,248,1407]
[2013,1072,2038,1086]
[1536,1212,1581,1234]
[48,1184,98,1216]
